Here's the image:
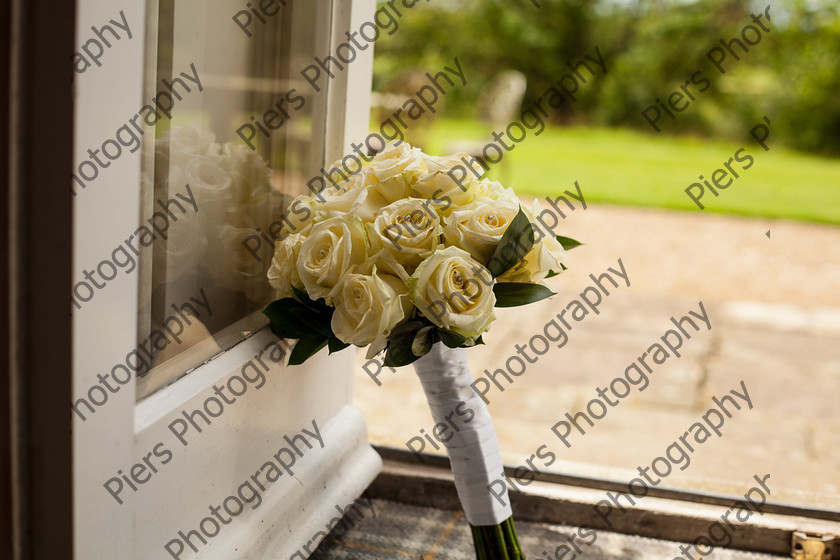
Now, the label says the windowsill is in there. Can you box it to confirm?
[136,312,268,401]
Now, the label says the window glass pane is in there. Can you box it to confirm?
[137,0,326,397]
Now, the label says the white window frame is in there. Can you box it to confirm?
[9,1,840,559]
[71,2,378,559]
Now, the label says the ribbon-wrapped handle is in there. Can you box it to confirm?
[413,343,513,526]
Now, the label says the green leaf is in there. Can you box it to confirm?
[545,269,561,279]
[436,328,467,348]
[263,299,308,339]
[382,319,433,367]
[263,298,298,320]
[291,285,333,314]
[411,326,435,357]
[388,319,430,346]
[280,285,337,338]
[266,322,288,340]
[288,336,328,365]
[291,284,312,303]
[493,282,556,308]
[289,306,330,337]
[384,342,422,367]
[486,208,535,278]
[556,236,582,250]
[327,335,350,354]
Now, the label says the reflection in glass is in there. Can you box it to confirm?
[137,0,326,396]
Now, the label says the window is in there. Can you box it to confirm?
[136,0,327,397]
[71,2,380,559]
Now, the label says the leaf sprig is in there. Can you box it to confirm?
[262,286,349,365]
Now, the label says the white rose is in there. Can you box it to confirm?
[443,198,521,265]
[157,123,218,168]
[367,141,426,184]
[473,178,518,201]
[205,224,271,296]
[281,195,316,237]
[185,155,233,225]
[154,209,208,283]
[498,235,567,283]
[368,198,443,272]
[522,200,566,282]
[186,155,232,194]
[296,216,368,302]
[409,172,474,212]
[323,156,369,190]
[310,162,366,204]
[312,172,368,219]
[525,234,567,277]
[424,152,482,176]
[349,185,403,223]
[267,232,305,299]
[330,268,410,351]
[247,189,289,238]
[496,260,533,283]
[410,153,484,211]
[219,142,273,199]
[336,167,368,194]
[314,188,359,217]
[345,142,423,220]
[410,246,496,342]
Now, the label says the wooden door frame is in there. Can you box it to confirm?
[5,0,76,558]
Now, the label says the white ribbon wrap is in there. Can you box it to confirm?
[412,342,513,526]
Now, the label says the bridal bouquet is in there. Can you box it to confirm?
[264,141,579,559]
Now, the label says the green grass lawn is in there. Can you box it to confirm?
[419,119,840,225]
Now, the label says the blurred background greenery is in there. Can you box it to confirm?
[370,0,840,223]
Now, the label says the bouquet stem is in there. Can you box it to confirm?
[412,343,526,559]
[470,517,524,560]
